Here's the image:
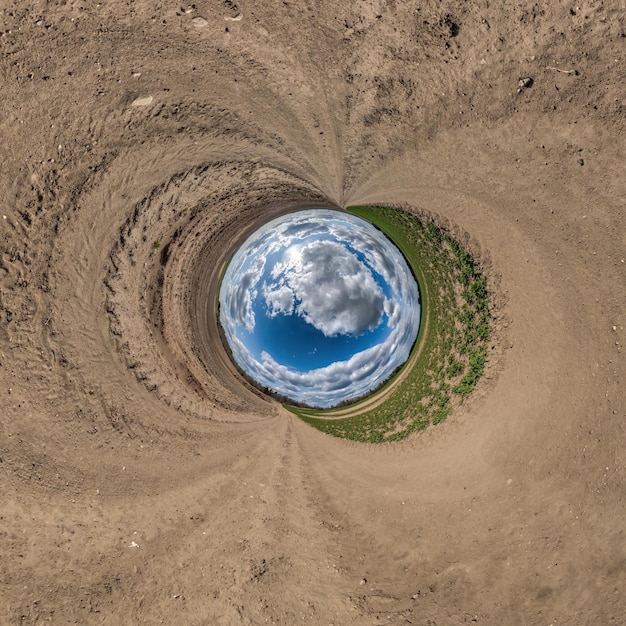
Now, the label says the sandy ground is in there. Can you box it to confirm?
[1,1,625,624]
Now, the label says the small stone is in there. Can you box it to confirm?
[578,158,585,166]
[359,578,367,585]
[131,96,153,107]
[192,16,208,27]
[225,13,243,21]
[518,77,534,91]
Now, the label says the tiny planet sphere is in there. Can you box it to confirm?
[218,209,421,408]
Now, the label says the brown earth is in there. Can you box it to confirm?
[1,1,625,624]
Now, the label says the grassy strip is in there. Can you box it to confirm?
[287,205,490,442]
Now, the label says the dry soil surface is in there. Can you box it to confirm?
[1,1,625,624]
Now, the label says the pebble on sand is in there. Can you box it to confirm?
[131,96,154,107]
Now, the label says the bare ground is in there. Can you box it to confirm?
[0,1,624,624]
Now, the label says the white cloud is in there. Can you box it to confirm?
[264,240,385,337]
[221,244,266,332]
[384,297,400,328]
[263,282,294,317]
[228,269,258,332]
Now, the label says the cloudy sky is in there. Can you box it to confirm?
[219,209,421,408]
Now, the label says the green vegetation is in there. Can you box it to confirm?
[286,205,491,442]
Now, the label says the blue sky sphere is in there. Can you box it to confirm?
[218,209,421,408]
